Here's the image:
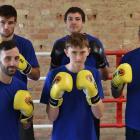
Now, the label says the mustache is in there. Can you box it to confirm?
[7,66,17,69]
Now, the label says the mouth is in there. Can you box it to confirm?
[8,66,17,71]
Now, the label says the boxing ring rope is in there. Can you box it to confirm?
[32,50,128,129]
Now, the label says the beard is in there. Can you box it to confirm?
[0,30,14,39]
[0,63,17,77]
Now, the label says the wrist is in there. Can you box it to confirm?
[22,63,32,75]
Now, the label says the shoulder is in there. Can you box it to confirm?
[47,65,65,76]
[55,35,68,43]
[85,34,103,49]
[125,48,140,57]
[49,66,66,75]
[85,65,99,75]
[122,48,140,61]
[52,36,68,54]
[86,34,102,42]
[13,34,33,46]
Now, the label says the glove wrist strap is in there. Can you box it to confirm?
[22,63,32,75]
[49,97,63,108]
[87,94,100,106]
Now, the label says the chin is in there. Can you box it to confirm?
[8,71,16,76]
[76,63,84,67]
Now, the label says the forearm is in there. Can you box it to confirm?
[99,67,109,81]
[91,99,104,119]
[46,105,59,122]
[27,67,40,80]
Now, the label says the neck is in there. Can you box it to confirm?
[0,70,12,84]
[66,63,84,73]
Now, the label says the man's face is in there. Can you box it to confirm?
[0,47,19,76]
[66,12,84,33]
[65,46,90,68]
[0,16,16,38]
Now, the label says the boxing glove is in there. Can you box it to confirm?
[18,54,32,75]
[49,72,73,108]
[13,90,34,125]
[111,63,132,90]
[90,41,108,68]
[76,70,100,105]
[50,41,65,70]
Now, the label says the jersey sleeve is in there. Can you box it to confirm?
[23,40,39,68]
[40,71,54,104]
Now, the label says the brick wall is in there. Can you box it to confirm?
[1,0,140,139]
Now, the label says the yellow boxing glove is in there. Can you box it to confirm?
[111,63,132,89]
[50,72,73,108]
[76,70,100,106]
[13,90,34,125]
[18,54,32,75]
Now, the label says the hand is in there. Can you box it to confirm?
[13,90,34,117]
[49,72,73,108]
[76,70,100,106]
[111,63,132,89]
[18,54,32,75]
[90,41,107,68]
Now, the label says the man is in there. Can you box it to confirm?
[0,5,40,140]
[50,6,109,139]
[0,40,33,140]
[41,33,104,140]
[111,34,140,139]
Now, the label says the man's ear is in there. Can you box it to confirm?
[88,47,91,54]
[64,48,68,57]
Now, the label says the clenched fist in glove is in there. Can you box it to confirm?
[18,54,32,75]
[90,41,107,68]
[111,63,132,90]
[49,72,73,108]
[13,90,34,128]
[76,70,100,106]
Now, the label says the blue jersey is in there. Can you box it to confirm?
[40,65,104,140]
[121,48,140,130]
[0,77,27,140]
[50,33,108,70]
[13,34,39,84]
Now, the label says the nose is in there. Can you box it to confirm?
[10,59,18,66]
[75,54,82,61]
[71,19,77,24]
[4,23,9,29]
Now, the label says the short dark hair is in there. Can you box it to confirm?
[0,40,17,52]
[0,5,17,21]
[64,7,85,23]
[65,33,89,49]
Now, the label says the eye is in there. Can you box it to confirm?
[8,21,15,25]
[80,51,86,55]
[67,17,74,21]
[75,17,81,21]
[15,56,19,61]
[0,20,5,25]
[72,51,77,55]
[5,56,11,62]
